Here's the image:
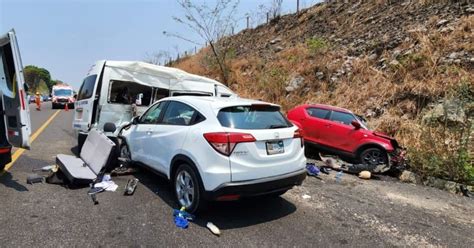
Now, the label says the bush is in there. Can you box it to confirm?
[306,37,328,54]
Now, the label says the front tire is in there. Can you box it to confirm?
[360,147,388,172]
[173,163,206,214]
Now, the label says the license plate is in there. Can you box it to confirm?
[266,140,284,155]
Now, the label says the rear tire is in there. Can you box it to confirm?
[173,163,206,214]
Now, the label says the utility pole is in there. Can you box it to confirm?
[266,12,269,23]
[246,14,250,29]
[297,0,300,13]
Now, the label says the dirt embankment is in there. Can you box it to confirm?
[174,1,474,184]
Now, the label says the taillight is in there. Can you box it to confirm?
[203,132,256,156]
[294,129,304,147]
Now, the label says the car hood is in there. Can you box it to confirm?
[372,131,395,141]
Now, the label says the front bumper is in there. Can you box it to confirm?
[203,169,307,201]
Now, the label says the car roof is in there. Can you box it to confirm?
[159,96,280,110]
[305,104,352,113]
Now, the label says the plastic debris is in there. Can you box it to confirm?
[306,163,320,176]
[32,165,57,172]
[206,222,221,236]
[358,171,371,179]
[173,207,194,229]
[460,185,472,198]
[124,178,139,195]
[320,167,330,175]
[26,174,44,184]
[335,171,343,183]
[302,194,311,199]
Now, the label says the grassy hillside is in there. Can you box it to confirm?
[173,1,473,184]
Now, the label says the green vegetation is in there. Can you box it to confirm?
[306,37,328,54]
[23,65,65,94]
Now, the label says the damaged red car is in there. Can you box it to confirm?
[287,104,406,172]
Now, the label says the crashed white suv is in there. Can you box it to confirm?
[119,96,306,213]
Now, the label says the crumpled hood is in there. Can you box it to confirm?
[373,131,395,141]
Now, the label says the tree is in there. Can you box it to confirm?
[23,65,52,93]
[165,0,240,85]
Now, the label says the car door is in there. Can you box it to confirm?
[143,101,197,174]
[128,101,166,166]
[325,111,362,152]
[302,107,331,146]
[0,30,31,149]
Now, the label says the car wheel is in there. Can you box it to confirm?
[119,141,132,161]
[360,148,387,169]
[173,163,205,214]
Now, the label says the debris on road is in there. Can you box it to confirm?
[335,171,343,183]
[32,165,57,172]
[27,174,44,184]
[306,163,320,176]
[124,178,139,195]
[358,171,371,180]
[459,185,472,198]
[94,179,118,192]
[206,222,221,236]
[173,207,194,229]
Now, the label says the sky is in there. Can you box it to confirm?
[1,0,320,90]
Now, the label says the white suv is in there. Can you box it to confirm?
[119,96,306,212]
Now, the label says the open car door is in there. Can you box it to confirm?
[0,29,31,149]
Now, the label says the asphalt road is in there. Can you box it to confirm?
[0,102,473,247]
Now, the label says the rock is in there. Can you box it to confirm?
[448,52,458,59]
[466,7,474,14]
[368,53,378,61]
[274,46,283,52]
[436,19,449,27]
[316,71,324,80]
[358,171,371,180]
[422,100,466,127]
[454,59,461,64]
[444,181,458,194]
[285,74,305,92]
[269,37,282,44]
[389,60,400,66]
[399,170,417,184]
[392,49,401,58]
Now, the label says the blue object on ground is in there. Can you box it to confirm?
[174,215,189,229]
[306,163,320,176]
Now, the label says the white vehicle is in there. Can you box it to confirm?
[118,96,307,213]
[0,30,31,170]
[51,84,74,109]
[73,60,235,151]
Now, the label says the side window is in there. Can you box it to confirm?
[77,75,97,100]
[109,80,153,106]
[140,102,164,124]
[306,107,330,119]
[161,101,198,126]
[330,111,356,125]
[154,88,170,102]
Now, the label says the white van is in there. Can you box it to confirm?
[73,60,235,150]
[0,30,32,170]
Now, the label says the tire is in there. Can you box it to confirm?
[119,141,132,163]
[173,163,206,214]
[359,147,388,170]
[51,103,56,109]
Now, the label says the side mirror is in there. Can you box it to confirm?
[132,116,139,125]
[103,122,117,133]
[351,120,361,130]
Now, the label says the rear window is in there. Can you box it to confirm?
[217,105,292,130]
[77,75,97,100]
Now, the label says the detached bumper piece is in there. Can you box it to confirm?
[204,169,307,201]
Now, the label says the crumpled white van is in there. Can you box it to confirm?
[118,96,306,213]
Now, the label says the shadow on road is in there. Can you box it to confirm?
[0,171,29,192]
[134,167,297,230]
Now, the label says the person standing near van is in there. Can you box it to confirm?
[35,92,41,111]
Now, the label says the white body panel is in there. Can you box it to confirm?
[0,30,31,149]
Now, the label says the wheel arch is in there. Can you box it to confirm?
[170,154,204,184]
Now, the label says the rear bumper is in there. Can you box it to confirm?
[203,169,307,200]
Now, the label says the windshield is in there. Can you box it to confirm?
[217,105,292,130]
[53,89,72,97]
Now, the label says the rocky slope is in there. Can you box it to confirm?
[174,0,473,184]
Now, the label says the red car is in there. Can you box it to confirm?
[287,104,405,172]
